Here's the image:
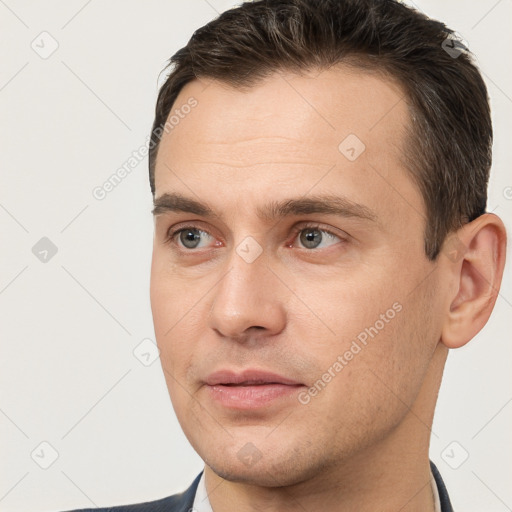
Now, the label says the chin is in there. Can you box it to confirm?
[208,461,306,487]
[202,441,337,488]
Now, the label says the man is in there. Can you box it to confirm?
[67,0,506,510]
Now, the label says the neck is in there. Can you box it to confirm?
[204,344,448,512]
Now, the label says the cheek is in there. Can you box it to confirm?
[300,268,399,349]
[301,298,434,452]
[304,263,436,402]
[349,282,439,409]
[150,250,201,337]
[150,255,197,383]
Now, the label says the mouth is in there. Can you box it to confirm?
[205,369,302,387]
[221,380,288,386]
[204,369,305,410]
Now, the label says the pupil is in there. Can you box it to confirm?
[181,229,200,248]
[301,229,321,248]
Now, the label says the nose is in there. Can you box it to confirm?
[207,244,287,343]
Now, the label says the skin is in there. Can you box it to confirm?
[150,65,506,512]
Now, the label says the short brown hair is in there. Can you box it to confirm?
[148,0,492,260]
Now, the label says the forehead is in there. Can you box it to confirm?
[153,65,422,228]
[156,64,410,172]
[159,65,408,155]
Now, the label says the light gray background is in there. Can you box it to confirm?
[0,1,510,511]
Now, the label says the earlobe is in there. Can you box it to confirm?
[441,214,507,349]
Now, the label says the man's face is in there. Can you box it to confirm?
[150,66,446,486]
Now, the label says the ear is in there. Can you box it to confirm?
[441,213,507,349]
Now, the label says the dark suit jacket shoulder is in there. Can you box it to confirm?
[63,461,453,512]
[62,472,201,512]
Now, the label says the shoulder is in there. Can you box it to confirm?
[60,472,202,512]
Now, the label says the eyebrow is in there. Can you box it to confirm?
[152,192,378,223]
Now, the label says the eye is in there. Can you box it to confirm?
[291,225,344,250]
[164,223,345,253]
[168,226,216,250]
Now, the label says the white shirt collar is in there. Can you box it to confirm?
[192,470,213,512]
[192,469,443,512]
[431,469,443,512]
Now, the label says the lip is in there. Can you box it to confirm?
[204,369,305,410]
[205,369,302,386]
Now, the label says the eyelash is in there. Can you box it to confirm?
[164,223,346,252]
